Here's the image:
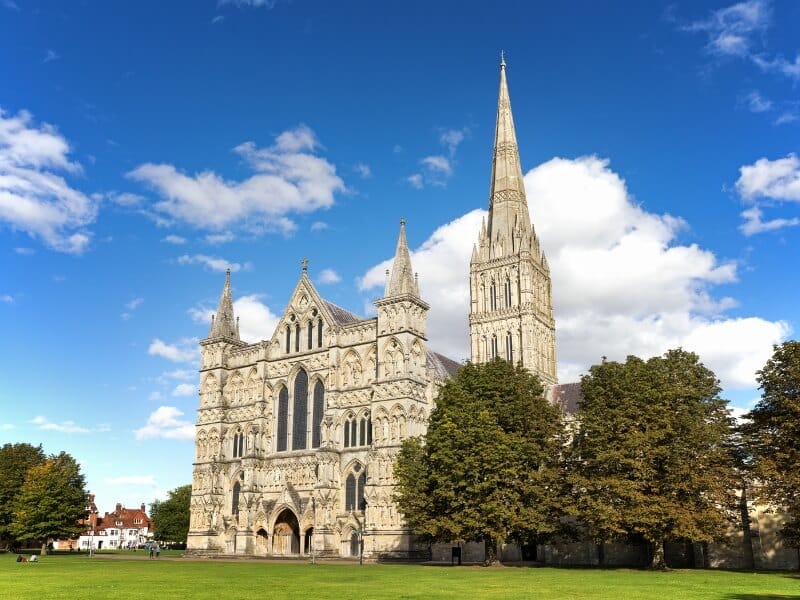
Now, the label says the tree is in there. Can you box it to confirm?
[151,484,191,545]
[394,359,565,563]
[742,341,800,558]
[9,452,87,554]
[0,443,46,548]
[568,349,738,569]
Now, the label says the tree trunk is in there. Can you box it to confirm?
[597,542,605,567]
[650,540,667,570]
[484,537,498,565]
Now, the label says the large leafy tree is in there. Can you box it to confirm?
[0,443,46,548]
[742,341,800,552]
[394,359,565,563]
[10,452,87,553]
[569,349,738,569]
[151,484,191,544]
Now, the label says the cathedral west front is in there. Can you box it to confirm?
[186,58,558,559]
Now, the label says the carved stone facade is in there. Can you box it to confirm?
[187,223,459,558]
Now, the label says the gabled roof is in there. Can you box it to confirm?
[322,299,362,326]
[426,349,461,379]
[549,382,582,414]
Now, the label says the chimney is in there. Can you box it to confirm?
[141,503,146,513]
[115,503,122,514]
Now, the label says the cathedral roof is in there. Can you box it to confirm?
[426,349,461,379]
[548,382,582,414]
[322,299,362,326]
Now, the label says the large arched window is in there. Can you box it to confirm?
[232,480,240,517]
[344,463,367,511]
[292,370,308,450]
[506,332,513,362]
[317,319,323,347]
[307,322,313,349]
[504,277,512,307]
[276,387,288,452]
[312,381,324,448]
[490,280,497,311]
[285,326,291,354]
[294,324,301,352]
[491,335,498,359]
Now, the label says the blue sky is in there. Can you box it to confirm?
[1,0,799,513]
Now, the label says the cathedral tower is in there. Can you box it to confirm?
[468,57,557,386]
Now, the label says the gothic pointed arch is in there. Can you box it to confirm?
[311,378,325,448]
[292,368,309,450]
[276,385,288,452]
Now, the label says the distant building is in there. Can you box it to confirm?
[68,495,153,550]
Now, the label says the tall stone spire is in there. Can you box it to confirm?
[208,268,239,340]
[468,56,557,386]
[384,218,419,298]
[486,56,532,255]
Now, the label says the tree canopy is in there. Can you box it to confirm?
[394,358,565,563]
[0,443,46,548]
[742,340,800,549]
[9,452,87,551]
[568,349,738,568]
[151,484,191,545]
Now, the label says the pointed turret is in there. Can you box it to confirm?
[486,55,532,256]
[384,219,419,298]
[208,268,239,340]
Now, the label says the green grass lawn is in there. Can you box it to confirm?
[0,553,797,600]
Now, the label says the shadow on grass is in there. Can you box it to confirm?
[722,596,800,600]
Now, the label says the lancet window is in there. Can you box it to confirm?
[232,429,245,458]
[344,463,367,512]
[276,387,288,452]
[292,369,308,450]
[312,381,324,448]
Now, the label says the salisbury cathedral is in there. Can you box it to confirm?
[186,58,561,559]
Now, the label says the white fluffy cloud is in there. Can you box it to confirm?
[134,406,194,441]
[172,383,196,397]
[0,108,97,253]
[128,124,344,234]
[148,337,199,363]
[317,268,341,284]
[31,415,90,434]
[736,154,800,235]
[176,254,249,272]
[684,0,770,57]
[361,156,789,390]
[189,294,280,343]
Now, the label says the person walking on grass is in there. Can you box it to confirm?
[149,545,154,560]
[155,543,160,559]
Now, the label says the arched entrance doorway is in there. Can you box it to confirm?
[304,527,313,555]
[349,531,359,557]
[256,528,269,555]
[272,509,300,555]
